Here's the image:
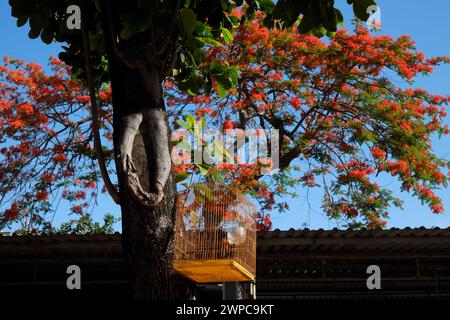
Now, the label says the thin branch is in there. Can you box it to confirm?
[81,1,120,204]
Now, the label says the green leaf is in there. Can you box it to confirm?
[180,8,197,36]
[201,117,207,130]
[40,28,53,44]
[257,0,276,14]
[173,138,191,150]
[195,164,210,177]
[16,16,28,27]
[220,27,234,44]
[28,27,41,39]
[186,114,196,127]
[120,9,152,39]
[193,119,202,140]
[10,0,29,18]
[220,0,228,11]
[312,25,328,38]
[186,114,196,128]
[215,74,232,90]
[229,67,239,86]
[336,9,344,27]
[178,119,191,130]
[195,36,223,47]
[272,0,306,26]
[319,1,338,32]
[176,172,190,183]
[216,83,227,98]
[209,59,225,75]
[213,140,234,163]
[29,11,46,30]
[94,0,102,12]
[89,27,105,52]
[352,0,376,21]
[194,183,213,200]
[298,10,318,34]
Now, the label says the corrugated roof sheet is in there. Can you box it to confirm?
[256,227,450,255]
[1,227,450,243]
[258,227,450,240]
[0,232,121,244]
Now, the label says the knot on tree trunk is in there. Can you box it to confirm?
[118,107,171,208]
[124,154,165,207]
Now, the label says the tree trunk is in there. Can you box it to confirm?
[108,57,190,300]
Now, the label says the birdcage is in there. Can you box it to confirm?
[173,183,257,283]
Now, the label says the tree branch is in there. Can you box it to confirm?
[81,1,120,204]
[155,0,181,55]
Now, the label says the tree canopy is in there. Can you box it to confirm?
[1,15,449,231]
[167,15,450,229]
[0,57,114,232]
[8,0,377,97]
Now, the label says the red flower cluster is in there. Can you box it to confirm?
[166,13,449,229]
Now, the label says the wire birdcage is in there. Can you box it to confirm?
[173,183,257,283]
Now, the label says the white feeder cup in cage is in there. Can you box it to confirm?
[226,226,247,245]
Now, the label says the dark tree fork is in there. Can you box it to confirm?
[9,0,376,299]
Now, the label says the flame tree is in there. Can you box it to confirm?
[2,17,449,234]
[167,17,450,229]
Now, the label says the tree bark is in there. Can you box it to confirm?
[107,54,190,300]
[97,0,191,299]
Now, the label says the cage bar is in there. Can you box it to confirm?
[173,183,257,283]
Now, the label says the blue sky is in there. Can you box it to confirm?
[0,0,449,230]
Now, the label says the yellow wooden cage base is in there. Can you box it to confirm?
[173,259,255,283]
